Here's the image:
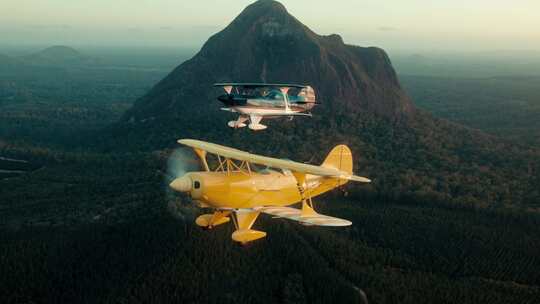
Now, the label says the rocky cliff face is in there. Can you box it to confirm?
[122,0,414,128]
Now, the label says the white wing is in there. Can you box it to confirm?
[256,206,352,226]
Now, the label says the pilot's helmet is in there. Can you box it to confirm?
[267,89,284,100]
[296,90,306,101]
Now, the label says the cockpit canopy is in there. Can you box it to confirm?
[214,83,317,110]
[265,90,285,101]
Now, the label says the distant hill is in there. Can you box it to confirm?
[21,45,97,66]
[0,53,22,67]
[0,53,14,64]
[106,0,540,209]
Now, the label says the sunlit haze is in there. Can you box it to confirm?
[1,0,540,52]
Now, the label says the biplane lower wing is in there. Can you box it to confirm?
[219,108,310,115]
[256,206,352,226]
[228,107,312,116]
[254,111,312,117]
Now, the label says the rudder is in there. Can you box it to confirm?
[321,145,353,175]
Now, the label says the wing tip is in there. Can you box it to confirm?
[178,138,201,146]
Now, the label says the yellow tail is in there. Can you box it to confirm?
[307,145,354,198]
[321,145,353,175]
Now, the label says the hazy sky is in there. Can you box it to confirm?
[1,0,539,52]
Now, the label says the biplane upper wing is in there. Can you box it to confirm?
[214,83,307,89]
[255,206,352,226]
[178,139,371,182]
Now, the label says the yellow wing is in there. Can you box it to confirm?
[178,139,371,183]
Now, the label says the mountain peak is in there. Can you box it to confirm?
[119,0,415,146]
[216,0,306,43]
[245,0,287,13]
[233,0,290,25]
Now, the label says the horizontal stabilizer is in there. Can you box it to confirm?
[256,206,352,227]
[339,175,371,183]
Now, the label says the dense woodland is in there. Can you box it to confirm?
[1,147,539,303]
[401,75,540,147]
[1,46,540,303]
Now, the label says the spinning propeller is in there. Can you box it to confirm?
[166,148,201,192]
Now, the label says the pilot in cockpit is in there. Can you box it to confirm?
[295,89,307,102]
[264,89,284,101]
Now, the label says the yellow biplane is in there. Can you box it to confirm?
[169,139,371,244]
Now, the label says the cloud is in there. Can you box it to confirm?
[377,26,398,32]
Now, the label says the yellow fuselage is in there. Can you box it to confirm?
[186,169,345,209]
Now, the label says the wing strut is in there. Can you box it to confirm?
[293,172,317,217]
[280,87,291,113]
[193,148,210,171]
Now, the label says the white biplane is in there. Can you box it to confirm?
[214,83,317,130]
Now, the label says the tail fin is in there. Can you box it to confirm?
[310,145,368,198]
[321,145,353,175]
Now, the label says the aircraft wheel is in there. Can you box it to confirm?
[238,242,252,248]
